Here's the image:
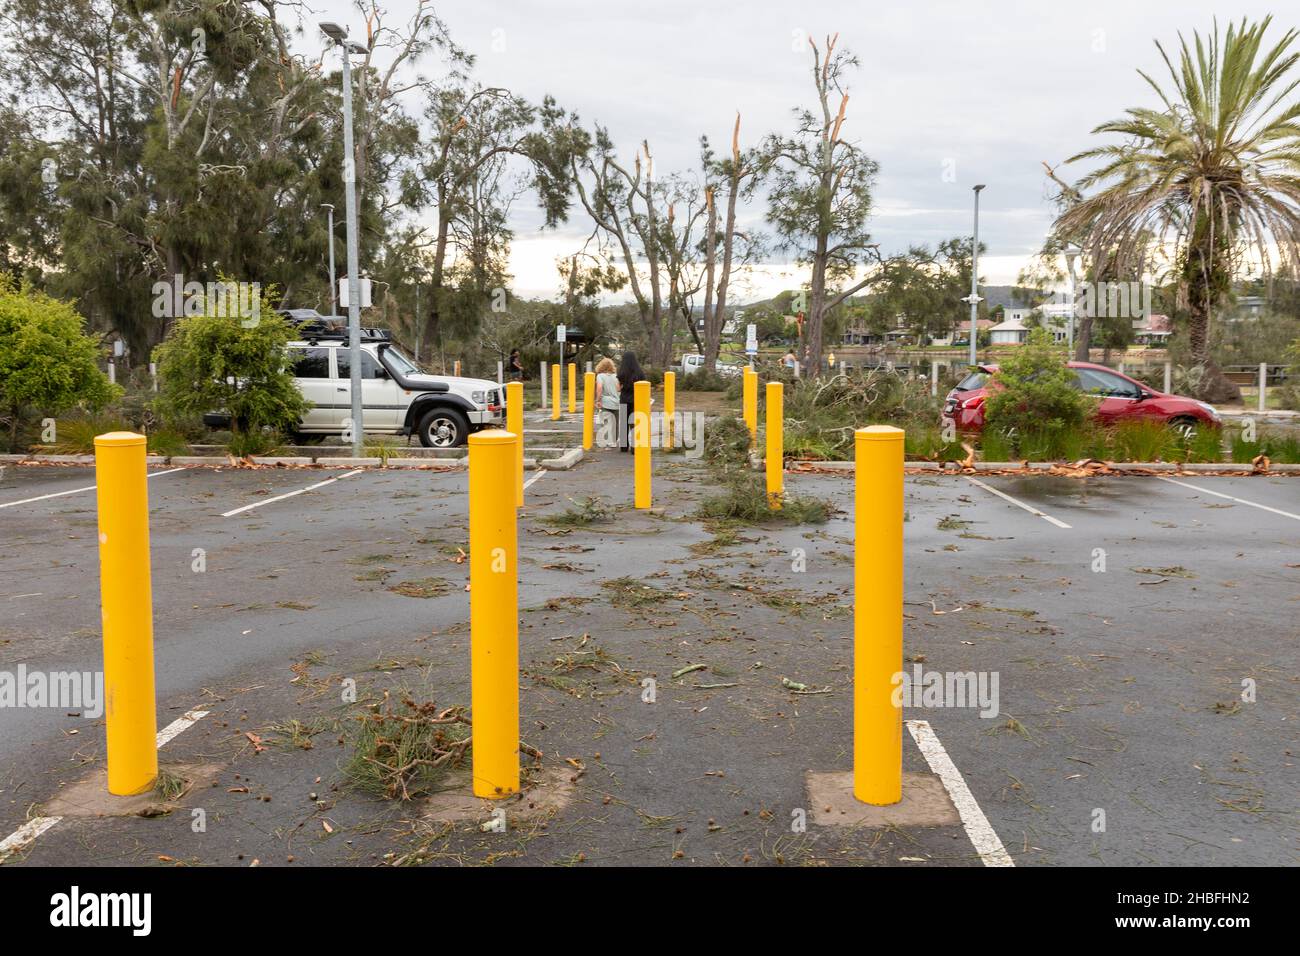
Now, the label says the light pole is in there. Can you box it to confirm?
[320,203,336,316]
[1063,245,1081,356]
[964,184,986,367]
[414,271,424,364]
[320,22,369,457]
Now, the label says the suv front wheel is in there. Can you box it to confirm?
[416,407,470,448]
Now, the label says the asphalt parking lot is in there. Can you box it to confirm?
[0,453,1296,866]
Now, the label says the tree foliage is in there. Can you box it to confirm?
[153,291,307,435]
[763,34,880,374]
[984,329,1089,447]
[0,277,118,450]
[865,238,980,340]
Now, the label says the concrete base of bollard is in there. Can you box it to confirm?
[44,762,223,817]
[421,764,577,826]
[805,770,958,828]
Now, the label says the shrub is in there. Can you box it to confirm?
[1180,424,1226,463]
[1229,427,1300,464]
[1109,420,1180,462]
[678,369,731,391]
[146,428,191,458]
[364,434,404,465]
[227,428,285,458]
[980,418,1226,463]
[1278,338,1300,410]
[153,288,308,441]
[983,329,1088,456]
[0,277,119,451]
[42,413,130,454]
[905,425,966,462]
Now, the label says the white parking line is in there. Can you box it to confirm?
[221,469,364,517]
[963,475,1071,529]
[156,710,210,747]
[0,707,210,863]
[523,468,548,490]
[0,816,62,864]
[1157,476,1300,521]
[907,719,1015,867]
[0,467,188,511]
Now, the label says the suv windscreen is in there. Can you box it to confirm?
[289,347,330,378]
[336,349,385,379]
[381,347,419,376]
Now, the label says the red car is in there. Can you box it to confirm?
[942,361,1222,436]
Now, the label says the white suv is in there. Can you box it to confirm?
[207,314,504,447]
[678,353,742,377]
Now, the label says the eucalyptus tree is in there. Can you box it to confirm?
[418,84,573,349]
[698,115,763,370]
[763,34,881,375]
[569,130,682,366]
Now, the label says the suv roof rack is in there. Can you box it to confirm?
[287,315,393,344]
[299,326,393,343]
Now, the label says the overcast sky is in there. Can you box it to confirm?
[306,0,1288,300]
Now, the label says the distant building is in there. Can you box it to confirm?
[988,318,1028,345]
[1225,295,1264,320]
[951,318,996,345]
[1132,312,1172,345]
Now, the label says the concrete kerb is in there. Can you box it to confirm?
[8,451,1297,474]
[539,447,584,470]
[781,458,1300,475]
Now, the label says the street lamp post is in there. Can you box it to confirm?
[320,22,369,458]
[966,184,986,367]
[320,203,336,316]
[1063,246,1081,357]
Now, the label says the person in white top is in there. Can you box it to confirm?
[593,356,620,448]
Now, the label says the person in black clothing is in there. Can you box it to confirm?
[509,349,524,381]
[616,351,645,452]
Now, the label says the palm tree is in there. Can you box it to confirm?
[1056,17,1300,391]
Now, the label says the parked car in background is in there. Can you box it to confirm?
[677,353,743,377]
[943,361,1222,436]
[204,311,504,447]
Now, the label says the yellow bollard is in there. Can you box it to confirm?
[468,430,520,798]
[506,381,524,507]
[568,361,576,414]
[743,367,757,444]
[765,381,783,509]
[634,380,651,509]
[94,432,158,796]
[552,362,561,420]
[663,371,675,450]
[854,425,904,805]
[582,372,595,451]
